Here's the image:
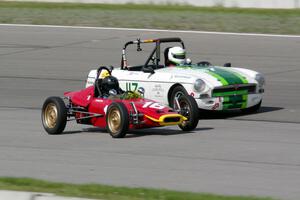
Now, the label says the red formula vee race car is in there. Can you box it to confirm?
[42,67,199,138]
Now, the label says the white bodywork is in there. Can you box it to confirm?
[86,66,264,111]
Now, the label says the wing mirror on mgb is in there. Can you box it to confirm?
[224,63,231,67]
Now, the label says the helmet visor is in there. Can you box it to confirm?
[172,53,186,59]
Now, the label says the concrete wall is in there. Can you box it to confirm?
[5,0,300,8]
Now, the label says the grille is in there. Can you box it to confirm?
[212,84,256,97]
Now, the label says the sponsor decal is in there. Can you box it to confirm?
[152,84,164,98]
[174,75,191,79]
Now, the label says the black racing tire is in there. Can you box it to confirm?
[106,102,129,138]
[241,100,262,114]
[42,96,67,135]
[178,95,199,131]
[169,85,188,108]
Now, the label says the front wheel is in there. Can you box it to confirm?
[178,95,199,131]
[106,102,129,138]
[42,96,67,135]
[169,85,188,108]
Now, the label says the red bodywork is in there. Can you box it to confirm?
[64,86,184,129]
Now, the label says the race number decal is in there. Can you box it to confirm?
[142,102,165,109]
[126,82,138,91]
[87,95,91,100]
[212,103,219,110]
[103,105,108,114]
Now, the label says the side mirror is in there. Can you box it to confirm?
[224,63,231,67]
[142,66,155,74]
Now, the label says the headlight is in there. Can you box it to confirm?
[194,79,206,92]
[255,74,265,88]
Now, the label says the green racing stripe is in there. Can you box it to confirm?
[205,67,249,109]
[223,95,247,109]
[206,71,228,85]
[213,89,248,97]
[230,70,248,84]
[176,65,249,109]
[176,65,248,86]
[206,67,248,85]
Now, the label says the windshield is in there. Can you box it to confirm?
[175,64,210,69]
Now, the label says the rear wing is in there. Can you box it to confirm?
[121,37,185,69]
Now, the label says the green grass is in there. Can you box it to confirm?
[0,1,300,34]
[0,177,275,200]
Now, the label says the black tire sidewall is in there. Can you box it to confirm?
[106,102,129,138]
[169,85,188,108]
[42,96,67,135]
[178,95,199,131]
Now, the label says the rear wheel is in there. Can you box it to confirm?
[178,95,199,131]
[106,102,129,138]
[42,96,67,135]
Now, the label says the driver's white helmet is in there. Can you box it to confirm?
[168,46,186,65]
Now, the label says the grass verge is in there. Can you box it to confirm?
[0,1,300,34]
[0,177,275,200]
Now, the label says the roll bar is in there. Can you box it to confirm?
[121,37,185,69]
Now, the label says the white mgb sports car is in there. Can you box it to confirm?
[86,38,265,113]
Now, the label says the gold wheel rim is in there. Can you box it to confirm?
[43,103,58,129]
[108,107,121,135]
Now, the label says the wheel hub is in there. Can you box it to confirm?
[108,108,121,134]
[44,103,57,128]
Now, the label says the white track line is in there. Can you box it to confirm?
[1,23,300,38]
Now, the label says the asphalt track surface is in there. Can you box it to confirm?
[0,25,300,200]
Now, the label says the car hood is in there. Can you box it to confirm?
[157,65,256,87]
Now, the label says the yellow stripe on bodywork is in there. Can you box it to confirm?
[145,114,187,126]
